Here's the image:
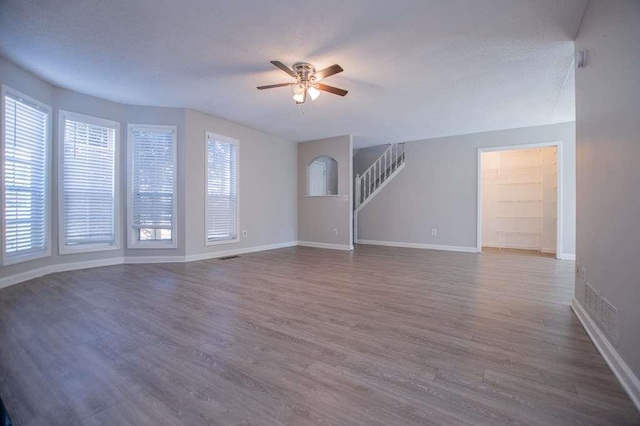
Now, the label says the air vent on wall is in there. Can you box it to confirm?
[585,282,618,347]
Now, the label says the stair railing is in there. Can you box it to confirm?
[355,143,405,209]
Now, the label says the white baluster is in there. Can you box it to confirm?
[383,151,387,182]
[366,170,370,199]
[392,144,396,171]
[362,173,366,201]
[355,174,361,207]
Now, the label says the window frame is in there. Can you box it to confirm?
[1,85,52,266]
[204,131,240,246]
[58,110,121,255]
[127,124,178,249]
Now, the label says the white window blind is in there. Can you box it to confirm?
[129,125,176,246]
[206,133,238,243]
[2,91,50,263]
[61,113,118,252]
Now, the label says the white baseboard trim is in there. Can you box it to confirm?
[357,239,477,253]
[483,244,560,254]
[0,241,300,289]
[185,241,299,262]
[481,245,575,261]
[0,257,123,290]
[571,298,640,411]
[298,241,354,251]
[483,243,543,251]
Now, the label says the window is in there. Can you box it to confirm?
[59,111,119,254]
[128,124,177,248]
[206,132,238,244]
[1,86,51,265]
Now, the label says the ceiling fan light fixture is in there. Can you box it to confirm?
[308,86,321,100]
[292,92,305,103]
[292,82,306,95]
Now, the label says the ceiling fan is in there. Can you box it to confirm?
[257,61,348,104]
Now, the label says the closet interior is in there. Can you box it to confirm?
[481,146,557,255]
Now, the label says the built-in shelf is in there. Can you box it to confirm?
[497,216,543,219]
[498,230,542,235]
[482,146,558,252]
[484,166,542,172]
[497,181,541,185]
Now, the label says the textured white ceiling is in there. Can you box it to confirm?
[0,0,586,148]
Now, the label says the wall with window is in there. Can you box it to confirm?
[184,109,297,258]
[124,106,186,258]
[297,135,353,249]
[0,56,298,286]
[0,58,129,283]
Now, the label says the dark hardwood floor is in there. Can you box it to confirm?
[0,246,638,425]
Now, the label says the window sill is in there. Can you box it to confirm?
[206,238,240,246]
[128,241,177,250]
[59,243,120,255]
[305,194,341,198]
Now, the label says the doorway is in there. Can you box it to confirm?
[308,160,327,196]
[477,142,562,259]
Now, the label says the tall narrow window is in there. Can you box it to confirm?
[59,111,119,253]
[1,87,51,265]
[206,132,238,244]
[128,125,177,248]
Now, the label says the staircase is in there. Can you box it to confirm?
[355,142,405,212]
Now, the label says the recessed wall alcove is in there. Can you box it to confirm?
[307,155,339,196]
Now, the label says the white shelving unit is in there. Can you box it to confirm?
[481,147,557,252]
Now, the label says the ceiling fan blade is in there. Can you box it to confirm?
[314,64,343,81]
[316,83,348,97]
[257,83,293,90]
[270,60,297,78]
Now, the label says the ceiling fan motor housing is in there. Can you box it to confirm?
[293,62,316,86]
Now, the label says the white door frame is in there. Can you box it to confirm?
[477,141,563,259]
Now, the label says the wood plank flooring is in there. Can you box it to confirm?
[0,246,638,425]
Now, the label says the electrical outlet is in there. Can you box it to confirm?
[342,195,349,202]
[242,230,248,238]
[431,228,437,236]
[333,228,338,236]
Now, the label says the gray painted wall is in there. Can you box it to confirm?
[355,122,576,255]
[298,135,353,247]
[574,0,640,376]
[354,144,389,177]
[184,109,297,257]
[0,56,298,283]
